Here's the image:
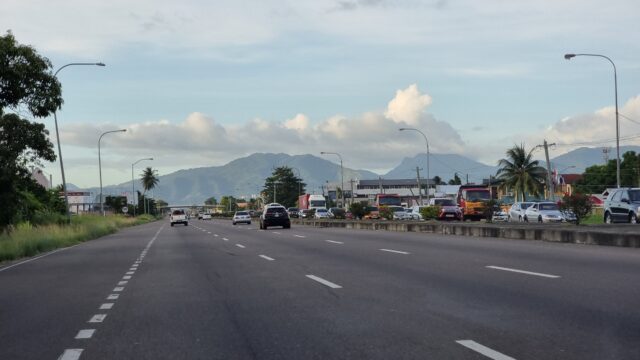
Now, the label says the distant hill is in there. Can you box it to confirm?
[549,146,640,174]
[384,153,498,184]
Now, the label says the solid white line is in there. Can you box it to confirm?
[123,275,132,280]
[259,255,275,261]
[235,244,246,248]
[88,314,107,323]
[58,348,83,360]
[306,275,342,289]
[222,238,229,241]
[100,303,114,310]
[486,266,560,279]
[107,294,119,300]
[75,329,96,339]
[0,244,80,273]
[325,240,344,244]
[113,287,124,292]
[379,248,410,255]
[294,234,306,238]
[117,281,128,286]
[456,340,516,360]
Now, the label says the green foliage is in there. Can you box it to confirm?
[140,167,159,194]
[0,31,62,118]
[105,196,128,214]
[204,196,218,205]
[496,144,546,201]
[379,206,394,220]
[262,166,305,208]
[574,151,640,194]
[349,202,368,220]
[448,174,462,185]
[420,206,441,220]
[220,196,238,212]
[483,199,499,222]
[560,193,593,225]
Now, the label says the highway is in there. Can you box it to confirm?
[1,219,639,360]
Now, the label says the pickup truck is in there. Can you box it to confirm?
[170,209,188,227]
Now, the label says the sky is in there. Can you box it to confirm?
[2,0,640,188]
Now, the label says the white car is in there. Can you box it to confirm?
[508,201,534,222]
[201,213,212,220]
[409,206,429,220]
[232,211,251,225]
[523,202,564,223]
[388,206,410,220]
[314,208,330,219]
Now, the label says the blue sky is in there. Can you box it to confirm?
[2,0,640,188]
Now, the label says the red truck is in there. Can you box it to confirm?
[456,185,491,221]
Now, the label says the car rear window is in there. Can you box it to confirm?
[172,210,185,215]
[236,211,248,215]
[267,207,287,214]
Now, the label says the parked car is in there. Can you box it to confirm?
[431,199,463,221]
[603,187,640,223]
[508,202,534,222]
[299,209,314,219]
[287,207,300,218]
[491,210,509,222]
[523,202,564,223]
[260,206,290,229]
[201,213,212,220]
[409,205,428,220]
[170,209,188,227]
[314,208,330,219]
[388,206,410,220]
[363,206,379,219]
[328,207,346,219]
[232,211,251,225]
[561,210,577,223]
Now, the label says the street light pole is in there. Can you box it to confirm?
[399,128,430,205]
[132,157,153,216]
[320,152,344,207]
[52,62,106,222]
[565,53,620,188]
[98,129,126,216]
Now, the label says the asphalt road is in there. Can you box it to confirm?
[1,219,639,360]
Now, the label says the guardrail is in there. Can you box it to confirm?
[292,219,640,248]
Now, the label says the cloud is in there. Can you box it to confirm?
[58,84,465,173]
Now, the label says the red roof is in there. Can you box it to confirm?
[561,173,583,184]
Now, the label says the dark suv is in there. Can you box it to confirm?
[260,206,291,229]
[604,188,640,224]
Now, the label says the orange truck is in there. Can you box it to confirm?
[456,185,491,221]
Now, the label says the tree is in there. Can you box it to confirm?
[349,202,368,220]
[433,176,444,186]
[204,196,218,205]
[262,166,305,208]
[220,196,237,212]
[0,112,56,229]
[139,167,159,214]
[560,193,593,225]
[574,151,639,194]
[0,32,62,118]
[448,174,462,185]
[496,144,547,201]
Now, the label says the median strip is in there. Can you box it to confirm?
[379,248,410,255]
[306,275,342,289]
[486,265,560,279]
[456,340,516,360]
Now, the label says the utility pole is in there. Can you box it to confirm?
[349,179,356,207]
[415,167,423,205]
[543,140,556,200]
[378,176,383,194]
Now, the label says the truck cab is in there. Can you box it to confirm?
[456,186,491,221]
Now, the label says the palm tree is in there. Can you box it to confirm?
[496,144,547,201]
[140,167,159,213]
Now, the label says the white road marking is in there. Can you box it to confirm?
[259,255,275,261]
[222,238,229,241]
[236,244,246,248]
[128,269,136,272]
[379,248,410,255]
[117,281,128,285]
[272,232,281,235]
[0,244,80,273]
[75,329,96,339]
[306,275,342,289]
[88,314,107,323]
[214,234,219,237]
[107,294,119,300]
[100,303,114,310]
[456,340,516,360]
[325,240,344,244]
[58,349,83,360]
[113,287,124,292]
[207,232,211,234]
[294,234,306,238]
[486,266,560,279]
[123,275,132,280]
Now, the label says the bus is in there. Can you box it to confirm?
[375,194,402,207]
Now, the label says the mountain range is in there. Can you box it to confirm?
[93,146,640,205]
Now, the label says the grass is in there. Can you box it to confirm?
[0,214,157,263]
[581,213,604,225]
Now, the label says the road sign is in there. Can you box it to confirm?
[122,206,128,213]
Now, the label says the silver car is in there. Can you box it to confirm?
[523,202,564,223]
[508,202,534,222]
[232,211,251,225]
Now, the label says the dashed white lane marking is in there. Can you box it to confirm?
[486,265,560,279]
[99,303,114,310]
[379,248,410,255]
[123,275,132,280]
[0,244,80,272]
[222,238,229,241]
[58,348,83,360]
[306,275,342,289]
[118,281,128,285]
[128,269,136,272]
[214,234,219,237]
[113,287,124,292]
[259,255,275,261]
[456,340,516,360]
[294,234,306,238]
[107,294,119,300]
[235,244,246,248]
[207,232,212,234]
[325,240,344,244]
[75,329,95,339]
[272,232,281,235]
[88,314,107,323]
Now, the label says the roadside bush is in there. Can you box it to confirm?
[559,193,593,225]
[379,206,394,220]
[349,202,368,219]
[483,199,499,223]
[420,206,441,220]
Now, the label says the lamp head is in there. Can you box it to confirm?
[120,129,127,132]
[96,62,106,67]
[564,54,576,60]
[320,151,326,154]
